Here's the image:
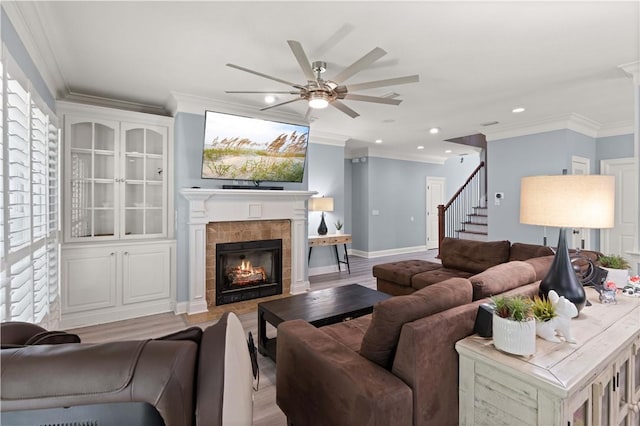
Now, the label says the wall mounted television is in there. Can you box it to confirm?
[201,110,309,183]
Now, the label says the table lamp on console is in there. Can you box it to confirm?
[309,196,334,236]
[520,174,615,313]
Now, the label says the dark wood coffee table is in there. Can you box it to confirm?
[257,283,391,362]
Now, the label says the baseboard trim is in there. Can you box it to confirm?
[309,264,341,276]
[290,279,310,294]
[174,302,189,315]
[351,245,429,259]
[61,299,174,329]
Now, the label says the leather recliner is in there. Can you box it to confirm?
[0,312,254,426]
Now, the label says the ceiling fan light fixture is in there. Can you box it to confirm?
[308,92,330,109]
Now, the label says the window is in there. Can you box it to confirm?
[1,52,60,327]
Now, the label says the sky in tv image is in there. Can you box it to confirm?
[202,112,309,182]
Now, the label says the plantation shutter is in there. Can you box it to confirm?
[1,52,60,326]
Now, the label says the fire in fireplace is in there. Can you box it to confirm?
[216,239,283,305]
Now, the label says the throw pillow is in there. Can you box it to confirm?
[469,261,537,300]
[360,278,473,369]
[440,238,511,273]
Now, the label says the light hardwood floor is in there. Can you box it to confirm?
[68,250,439,425]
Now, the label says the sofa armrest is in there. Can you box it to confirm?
[276,320,412,426]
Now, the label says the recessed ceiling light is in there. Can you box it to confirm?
[264,95,276,104]
[429,127,440,134]
[445,149,452,153]
[512,107,525,113]
[417,146,425,150]
[375,139,383,144]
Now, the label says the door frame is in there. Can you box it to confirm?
[426,177,446,250]
[571,156,591,249]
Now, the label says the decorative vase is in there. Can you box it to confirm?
[539,228,586,312]
[317,212,328,236]
[492,315,536,356]
[602,267,629,289]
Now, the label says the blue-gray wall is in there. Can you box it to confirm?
[488,130,635,249]
[1,8,55,112]
[596,134,635,171]
[307,144,345,270]
[349,152,481,253]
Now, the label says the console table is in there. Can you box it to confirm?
[308,234,352,274]
[456,288,640,426]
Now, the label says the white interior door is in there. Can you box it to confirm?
[571,156,591,249]
[426,177,446,249]
[601,158,638,256]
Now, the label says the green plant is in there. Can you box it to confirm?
[598,254,630,270]
[335,220,343,230]
[491,295,534,322]
[531,295,556,322]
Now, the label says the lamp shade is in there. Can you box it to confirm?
[520,175,615,229]
[308,197,334,212]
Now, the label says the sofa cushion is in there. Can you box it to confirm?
[469,261,537,300]
[509,242,554,261]
[411,268,473,290]
[439,238,511,273]
[321,315,372,352]
[359,278,473,369]
[524,255,555,281]
[372,260,442,287]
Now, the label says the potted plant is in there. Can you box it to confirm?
[491,295,536,356]
[598,254,630,289]
[334,220,344,235]
[531,295,557,341]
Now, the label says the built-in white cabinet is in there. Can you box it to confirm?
[457,288,640,426]
[59,102,175,328]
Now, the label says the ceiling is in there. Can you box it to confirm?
[7,1,640,161]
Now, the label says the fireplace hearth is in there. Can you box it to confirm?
[216,239,283,306]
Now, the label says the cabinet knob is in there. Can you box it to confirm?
[124,251,129,255]
[110,252,115,256]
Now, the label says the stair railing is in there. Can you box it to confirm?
[437,161,486,251]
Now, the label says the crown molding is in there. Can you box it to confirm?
[309,131,349,147]
[484,113,603,141]
[2,1,68,98]
[60,92,170,116]
[345,146,446,164]
[619,61,640,85]
[596,121,634,138]
[169,92,308,125]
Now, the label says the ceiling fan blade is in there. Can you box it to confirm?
[332,47,387,84]
[227,63,300,88]
[304,107,312,122]
[259,97,304,111]
[287,40,317,82]
[346,75,420,92]
[225,90,302,94]
[343,94,402,105]
[330,100,360,118]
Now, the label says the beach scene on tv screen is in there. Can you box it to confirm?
[202,112,309,182]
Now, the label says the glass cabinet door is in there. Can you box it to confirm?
[593,368,614,425]
[66,119,118,240]
[121,124,166,238]
[615,352,631,425]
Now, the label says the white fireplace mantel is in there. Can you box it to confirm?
[180,188,316,314]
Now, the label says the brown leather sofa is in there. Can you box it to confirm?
[373,238,580,296]
[276,257,552,426]
[1,312,254,426]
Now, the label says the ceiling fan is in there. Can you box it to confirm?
[225,40,419,119]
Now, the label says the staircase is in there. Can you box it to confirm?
[437,161,487,248]
[458,206,488,241]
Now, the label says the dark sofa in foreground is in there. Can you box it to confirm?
[276,256,553,426]
[1,312,254,426]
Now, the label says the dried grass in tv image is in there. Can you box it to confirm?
[201,112,309,182]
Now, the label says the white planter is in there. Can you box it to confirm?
[335,229,343,235]
[492,315,536,356]
[603,267,629,289]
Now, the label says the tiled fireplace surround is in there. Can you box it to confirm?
[181,189,315,315]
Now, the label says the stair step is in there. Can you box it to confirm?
[462,223,488,233]
[458,231,488,242]
[466,214,488,224]
[473,207,488,215]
